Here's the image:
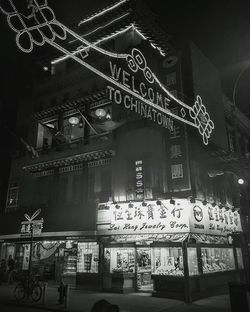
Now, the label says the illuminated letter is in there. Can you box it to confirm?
[139,82,147,97]
[124,95,131,109]
[122,70,131,89]
[148,88,155,102]
[152,108,157,122]
[114,90,122,105]
[107,85,115,100]
[147,107,152,120]
[130,98,138,112]
[164,97,171,109]
[156,92,163,107]
[109,61,121,81]
[157,113,163,125]
[140,103,147,117]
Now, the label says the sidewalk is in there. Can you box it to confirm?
[0,283,249,312]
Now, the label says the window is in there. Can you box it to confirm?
[236,248,244,269]
[104,247,135,273]
[6,182,19,212]
[151,247,184,276]
[37,113,86,149]
[187,248,199,276]
[77,242,99,273]
[201,247,235,273]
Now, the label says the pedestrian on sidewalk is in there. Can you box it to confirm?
[7,255,15,285]
[91,299,119,312]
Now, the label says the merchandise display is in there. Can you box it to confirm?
[151,247,184,276]
[63,248,77,275]
[77,242,99,273]
[137,248,151,273]
[104,247,135,273]
[201,247,235,273]
[187,247,199,275]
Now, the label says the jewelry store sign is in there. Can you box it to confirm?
[97,199,242,236]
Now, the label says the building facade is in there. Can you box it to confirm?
[1,0,250,302]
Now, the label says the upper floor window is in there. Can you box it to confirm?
[36,113,85,149]
[6,182,19,213]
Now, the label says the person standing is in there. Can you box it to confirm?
[7,255,15,284]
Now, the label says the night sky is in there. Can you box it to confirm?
[1,0,250,114]
[1,0,250,182]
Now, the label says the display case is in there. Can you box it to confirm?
[103,246,136,293]
[201,247,235,273]
[77,242,99,273]
[137,247,153,291]
[76,242,100,289]
[104,247,135,273]
[151,247,184,276]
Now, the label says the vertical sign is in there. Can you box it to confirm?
[164,54,191,192]
[22,244,30,270]
[135,160,144,199]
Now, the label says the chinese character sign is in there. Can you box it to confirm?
[97,199,242,236]
[97,199,190,234]
[189,203,242,235]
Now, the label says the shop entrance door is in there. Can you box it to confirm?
[136,247,153,292]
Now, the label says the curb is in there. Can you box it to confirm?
[0,300,69,312]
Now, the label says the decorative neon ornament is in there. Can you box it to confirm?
[0,0,214,145]
[189,95,214,145]
[78,0,128,26]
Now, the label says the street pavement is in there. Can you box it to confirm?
[0,283,249,312]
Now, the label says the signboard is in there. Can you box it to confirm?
[135,160,144,199]
[20,219,44,236]
[97,199,242,236]
[189,203,242,235]
[0,0,214,145]
[22,244,30,270]
[164,53,191,192]
[97,199,190,235]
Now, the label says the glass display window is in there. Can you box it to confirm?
[137,248,151,273]
[151,247,184,276]
[236,248,244,269]
[104,247,135,273]
[77,242,99,273]
[201,247,235,273]
[187,248,199,276]
[63,246,77,275]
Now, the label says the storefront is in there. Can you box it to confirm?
[0,235,100,288]
[97,198,244,301]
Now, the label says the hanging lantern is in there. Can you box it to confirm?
[106,109,112,120]
[68,116,79,126]
[95,108,106,119]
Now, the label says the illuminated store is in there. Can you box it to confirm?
[94,198,243,300]
[0,0,249,303]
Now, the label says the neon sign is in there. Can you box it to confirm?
[0,0,215,145]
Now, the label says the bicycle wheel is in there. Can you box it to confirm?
[31,284,42,302]
[14,283,26,301]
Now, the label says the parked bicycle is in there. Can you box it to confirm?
[14,274,42,302]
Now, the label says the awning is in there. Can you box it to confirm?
[106,233,189,244]
[189,233,228,244]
